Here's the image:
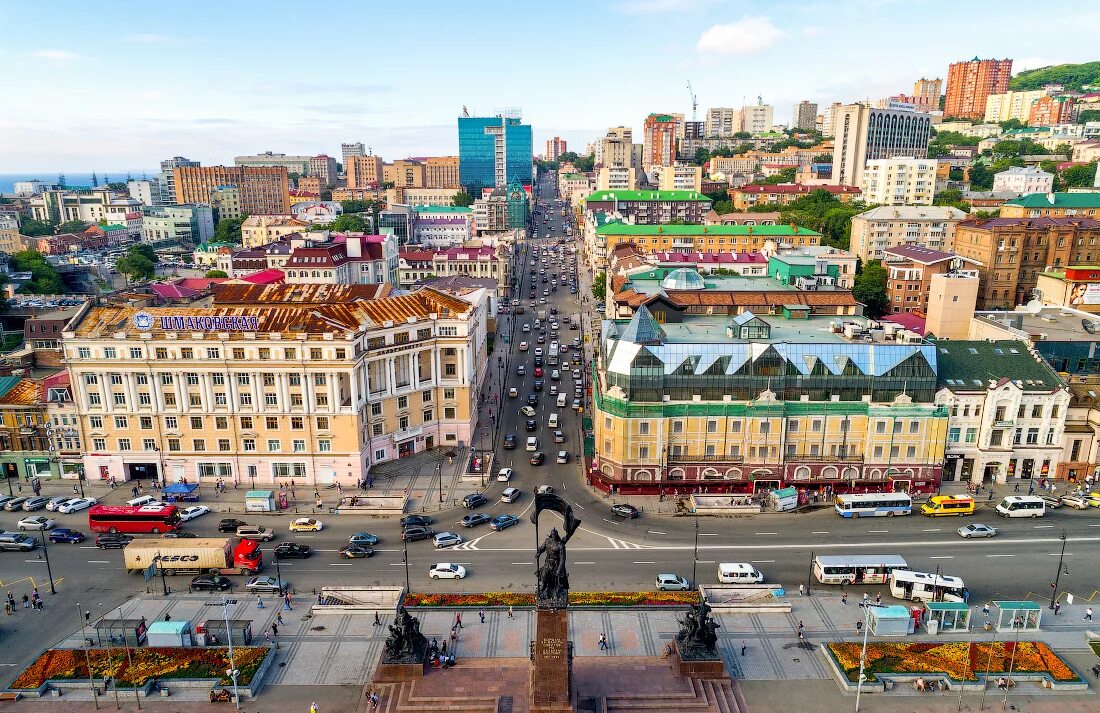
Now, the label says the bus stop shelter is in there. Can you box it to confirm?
[868,605,913,636]
[197,618,253,646]
[994,601,1042,632]
[93,618,148,647]
[922,602,970,634]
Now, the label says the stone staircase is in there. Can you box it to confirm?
[603,677,746,713]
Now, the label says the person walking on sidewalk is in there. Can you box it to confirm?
[454,612,462,629]
[1054,602,1061,616]
[374,611,381,626]
[1086,607,1094,621]
[598,633,608,651]
[479,609,485,624]
[508,606,514,619]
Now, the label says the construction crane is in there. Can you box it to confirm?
[686,81,698,122]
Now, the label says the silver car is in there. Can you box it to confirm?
[957,523,997,538]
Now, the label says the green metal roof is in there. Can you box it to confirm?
[934,340,1063,391]
[585,189,711,203]
[925,602,969,611]
[596,223,820,237]
[0,377,23,400]
[994,601,1041,610]
[1004,192,1100,208]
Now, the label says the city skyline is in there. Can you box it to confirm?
[1,0,1098,171]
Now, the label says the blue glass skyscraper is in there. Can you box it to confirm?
[458,113,532,195]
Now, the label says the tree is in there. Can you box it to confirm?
[1078,110,1100,124]
[1009,61,1100,92]
[693,147,712,166]
[204,269,228,278]
[452,191,475,207]
[127,244,158,263]
[213,216,246,244]
[574,155,595,172]
[591,271,607,301]
[1053,143,1074,158]
[115,244,158,283]
[381,181,395,189]
[17,217,54,237]
[933,189,970,211]
[320,190,332,201]
[852,260,890,318]
[999,119,1026,131]
[712,199,734,215]
[1063,163,1098,187]
[558,151,580,164]
[106,181,128,190]
[761,167,798,184]
[733,131,751,139]
[330,214,372,233]
[57,219,89,234]
[968,163,995,191]
[9,250,66,295]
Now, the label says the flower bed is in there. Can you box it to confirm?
[11,647,269,690]
[402,591,699,608]
[825,642,1081,684]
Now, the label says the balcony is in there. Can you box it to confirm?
[786,453,864,463]
[993,420,1014,428]
[666,453,744,464]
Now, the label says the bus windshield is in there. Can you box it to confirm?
[88,505,181,534]
[834,493,913,518]
[813,555,908,584]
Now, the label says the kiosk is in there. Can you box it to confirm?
[245,490,276,513]
[146,620,195,647]
[868,605,914,636]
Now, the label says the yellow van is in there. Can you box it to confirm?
[919,495,976,516]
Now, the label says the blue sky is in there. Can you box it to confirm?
[0,0,1097,171]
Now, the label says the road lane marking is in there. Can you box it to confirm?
[987,554,1015,557]
[868,530,889,533]
[755,532,778,536]
[929,556,954,559]
[511,562,529,566]
[1034,525,1054,529]
[87,560,111,563]
[922,528,942,532]
[698,533,718,537]
[811,531,830,535]
[573,561,594,565]
[632,561,656,564]
[750,560,775,563]
[697,560,715,564]
[1048,552,1074,556]
[329,563,353,567]
[647,531,667,536]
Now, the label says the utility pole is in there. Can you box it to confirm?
[1049,530,1068,609]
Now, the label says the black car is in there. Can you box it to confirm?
[463,493,488,509]
[401,515,433,528]
[163,530,197,539]
[611,504,641,519]
[340,545,374,559]
[533,379,544,391]
[190,574,232,592]
[274,542,313,559]
[218,518,248,533]
[95,533,133,549]
[461,513,491,528]
[533,355,543,366]
[527,394,538,407]
[503,433,518,450]
[525,419,538,432]
[401,526,434,542]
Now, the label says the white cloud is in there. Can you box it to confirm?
[697,17,784,55]
[31,49,82,62]
[124,33,175,43]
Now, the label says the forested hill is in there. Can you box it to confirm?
[1009,62,1100,91]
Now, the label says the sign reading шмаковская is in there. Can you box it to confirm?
[133,311,260,332]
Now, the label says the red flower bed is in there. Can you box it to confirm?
[11,647,269,690]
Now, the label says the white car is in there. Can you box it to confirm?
[18,516,55,531]
[289,518,323,532]
[58,497,97,514]
[179,505,210,522]
[520,406,537,417]
[429,563,467,579]
[536,485,554,495]
[497,468,514,482]
[433,532,463,549]
[45,496,72,511]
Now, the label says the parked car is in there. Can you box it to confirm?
[45,496,72,512]
[48,528,86,543]
[611,504,641,519]
[274,542,313,559]
[429,563,467,580]
[1059,494,1090,510]
[179,505,210,522]
[58,498,97,514]
[190,574,233,592]
[340,545,374,558]
[3,497,29,511]
[433,532,463,549]
[245,576,288,594]
[21,496,50,511]
[461,513,491,528]
[490,514,520,531]
[656,573,691,591]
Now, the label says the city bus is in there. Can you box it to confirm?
[919,495,976,517]
[995,495,1046,518]
[834,492,913,518]
[888,570,967,603]
[88,504,182,534]
[812,555,909,585]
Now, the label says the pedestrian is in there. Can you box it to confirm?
[1086,607,1094,621]
[371,691,379,708]
[841,592,848,606]
[508,606,514,619]
[875,593,881,606]
[982,603,990,617]
[455,612,463,629]
[798,629,804,640]
[257,595,264,609]
[479,609,485,624]
[450,626,457,642]
[598,633,608,651]
[22,594,29,609]
[374,611,381,626]
[276,612,284,625]
[740,641,746,657]
[6,592,13,610]
[797,620,804,633]
[798,583,805,596]
[272,623,278,637]
[988,489,994,501]
[861,592,869,607]
[1014,482,1020,493]
[310,702,318,713]
[318,593,324,605]
[1054,602,1061,616]
[3,602,10,616]
[855,620,863,634]
[441,639,447,655]
[263,629,271,644]
[72,485,79,495]
[284,592,293,610]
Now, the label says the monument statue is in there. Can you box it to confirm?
[676,600,721,660]
[382,606,428,663]
[529,493,581,609]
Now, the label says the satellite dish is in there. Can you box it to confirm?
[1023,299,1042,314]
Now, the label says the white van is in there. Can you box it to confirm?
[548,413,559,428]
[717,562,764,584]
[126,495,158,507]
[526,436,539,452]
[995,495,1046,518]
[556,393,568,408]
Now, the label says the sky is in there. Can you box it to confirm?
[1,0,1098,172]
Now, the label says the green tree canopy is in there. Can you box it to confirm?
[57,219,89,234]
[9,250,66,294]
[452,191,475,207]
[852,260,890,318]
[591,271,607,301]
[1009,62,1100,92]
[712,199,734,215]
[733,131,752,139]
[761,166,798,184]
[330,214,372,233]
[17,217,54,237]
[1078,110,1100,124]
[213,216,247,243]
[573,155,595,172]
[558,151,580,164]
[1063,163,1098,187]
[115,244,158,283]
[933,189,971,211]
[204,269,228,278]
[999,119,1026,131]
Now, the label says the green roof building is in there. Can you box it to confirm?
[1002,192,1100,218]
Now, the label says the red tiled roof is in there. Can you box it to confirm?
[176,277,228,291]
[150,283,199,299]
[239,269,285,285]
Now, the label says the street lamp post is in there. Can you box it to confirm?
[40,525,58,594]
[1001,617,1025,710]
[854,603,872,712]
[1049,530,1068,609]
[402,535,411,594]
[222,598,241,711]
[691,518,700,586]
[78,603,100,709]
[78,467,86,498]
[100,611,121,710]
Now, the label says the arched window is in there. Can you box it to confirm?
[794,465,811,480]
[822,466,839,479]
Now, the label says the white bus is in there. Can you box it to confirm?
[888,570,967,603]
[812,555,909,585]
[834,492,913,518]
[996,495,1046,518]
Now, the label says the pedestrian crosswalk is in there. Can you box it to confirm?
[605,537,648,550]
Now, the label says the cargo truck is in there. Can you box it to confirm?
[123,537,263,576]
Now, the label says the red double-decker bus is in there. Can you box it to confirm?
[88,504,182,534]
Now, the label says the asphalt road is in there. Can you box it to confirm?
[4,172,1100,680]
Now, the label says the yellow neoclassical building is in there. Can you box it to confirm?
[62,286,488,487]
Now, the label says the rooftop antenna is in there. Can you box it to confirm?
[686,81,698,122]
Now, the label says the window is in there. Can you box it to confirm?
[947,427,960,443]
[399,416,409,431]
[113,393,126,406]
[237,374,250,386]
[186,373,199,385]
[1026,428,1039,445]
[78,347,91,359]
[207,348,220,359]
[84,373,99,385]
[290,394,303,406]
[706,420,717,433]
[233,348,245,360]
[317,416,330,430]
[811,419,823,432]
[215,393,227,406]
[639,445,650,460]
[906,446,916,458]
[444,407,456,419]
[293,439,306,452]
[239,393,253,407]
[372,423,384,437]
[164,416,178,430]
[240,416,253,430]
[397,395,409,409]
[89,393,102,406]
[258,348,270,360]
[759,422,770,435]
[180,348,193,359]
[193,438,206,451]
[639,422,650,435]
[267,439,281,452]
[212,373,225,386]
[167,438,181,452]
[288,374,301,386]
[104,348,117,359]
[315,394,328,406]
[989,430,1003,446]
[198,463,233,478]
[93,437,106,450]
[964,428,977,443]
[215,417,228,430]
[163,392,176,407]
[161,374,174,385]
[266,417,279,430]
[310,348,322,360]
[284,348,297,360]
[370,402,383,416]
[672,420,684,434]
[117,438,131,451]
[444,388,456,400]
[272,462,307,478]
[139,416,153,429]
[909,421,919,434]
[242,438,256,452]
[262,373,275,387]
[445,364,456,376]
[873,446,883,459]
[1031,405,1042,419]
[188,416,202,430]
[291,417,304,430]
[155,348,168,359]
[314,374,327,386]
[110,373,123,385]
[318,439,332,452]
[189,394,202,407]
[114,416,128,429]
[218,438,231,452]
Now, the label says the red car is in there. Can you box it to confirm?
[534,367,543,377]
